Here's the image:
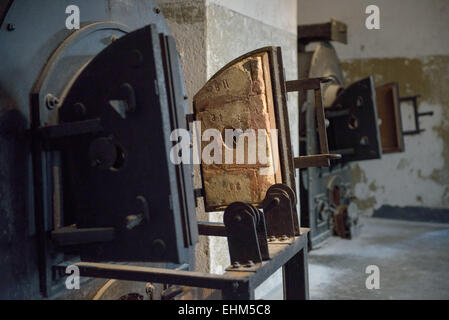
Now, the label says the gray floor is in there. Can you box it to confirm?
[262,217,449,300]
[308,217,449,300]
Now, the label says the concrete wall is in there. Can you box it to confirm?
[298,0,449,214]
[205,1,298,275]
[158,0,297,296]
[156,0,210,273]
[206,0,297,33]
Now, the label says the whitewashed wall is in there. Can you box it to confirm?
[298,0,449,214]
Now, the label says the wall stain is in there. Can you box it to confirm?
[369,181,384,192]
[356,196,377,211]
[343,55,449,208]
[351,163,367,185]
[160,2,205,24]
[397,158,410,170]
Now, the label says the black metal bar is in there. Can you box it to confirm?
[283,246,309,300]
[51,226,115,246]
[285,77,332,92]
[56,262,248,291]
[294,154,341,169]
[197,221,227,237]
[271,47,298,235]
[39,119,103,140]
[30,93,52,297]
[315,84,329,154]
[325,108,351,118]
[52,230,310,300]
[400,95,434,136]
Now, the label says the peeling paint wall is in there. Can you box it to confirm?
[298,0,449,214]
[206,0,297,34]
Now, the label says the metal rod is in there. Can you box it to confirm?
[197,221,227,237]
[59,262,248,290]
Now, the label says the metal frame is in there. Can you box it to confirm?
[296,21,355,249]
[55,228,310,300]
[286,77,342,169]
[30,40,311,300]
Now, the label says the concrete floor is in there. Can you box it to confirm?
[308,217,449,300]
[261,217,449,300]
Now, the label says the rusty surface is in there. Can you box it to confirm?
[375,82,405,153]
[332,205,350,238]
[194,51,281,211]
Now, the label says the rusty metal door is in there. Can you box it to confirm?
[193,47,295,212]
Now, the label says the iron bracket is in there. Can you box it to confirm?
[263,184,297,239]
[223,202,269,267]
[400,95,434,135]
[286,77,342,169]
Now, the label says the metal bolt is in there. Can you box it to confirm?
[360,136,369,146]
[152,239,166,257]
[245,260,255,268]
[268,236,276,242]
[234,215,242,223]
[110,35,118,42]
[280,235,289,241]
[130,49,143,68]
[146,283,155,300]
[6,23,15,31]
[153,7,161,14]
[45,94,59,110]
[126,214,144,230]
[91,159,103,167]
[73,102,87,119]
[88,137,118,170]
[232,261,241,268]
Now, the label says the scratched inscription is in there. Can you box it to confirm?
[194,51,281,211]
